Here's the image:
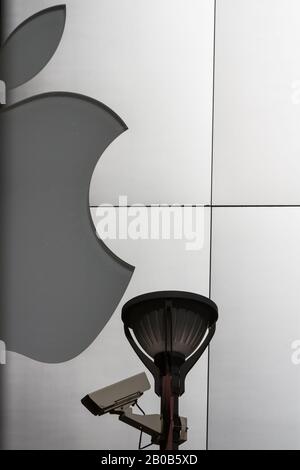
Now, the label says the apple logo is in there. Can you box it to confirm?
[0,5,134,363]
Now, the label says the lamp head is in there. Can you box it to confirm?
[122,291,218,396]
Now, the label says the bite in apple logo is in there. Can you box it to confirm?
[0,5,134,363]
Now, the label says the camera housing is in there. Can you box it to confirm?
[81,372,150,416]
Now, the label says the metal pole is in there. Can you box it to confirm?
[160,374,179,451]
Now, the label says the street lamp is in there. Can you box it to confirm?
[82,291,218,451]
[122,291,218,450]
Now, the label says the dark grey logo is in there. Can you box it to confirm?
[0,5,133,363]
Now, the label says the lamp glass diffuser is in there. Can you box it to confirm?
[122,291,218,396]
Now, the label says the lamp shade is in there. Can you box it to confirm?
[122,291,218,397]
[122,291,218,359]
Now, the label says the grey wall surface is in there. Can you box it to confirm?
[2,0,300,451]
[208,0,300,450]
[209,208,300,449]
[2,208,211,450]
[1,0,215,450]
[213,0,300,205]
[4,0,215,206]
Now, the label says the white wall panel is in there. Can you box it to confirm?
[3,208,211,450]
[5,0,215,205]
[209,208,300,450]
[213,0,300,205]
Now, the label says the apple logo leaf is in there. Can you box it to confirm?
[0,5,66,89]
[0,6,134,363]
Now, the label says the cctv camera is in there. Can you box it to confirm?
[81,373,150,416]
[81,371,187,446]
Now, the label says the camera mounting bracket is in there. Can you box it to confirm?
[111,403,188,446]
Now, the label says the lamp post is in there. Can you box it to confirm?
[122,291,218,450]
